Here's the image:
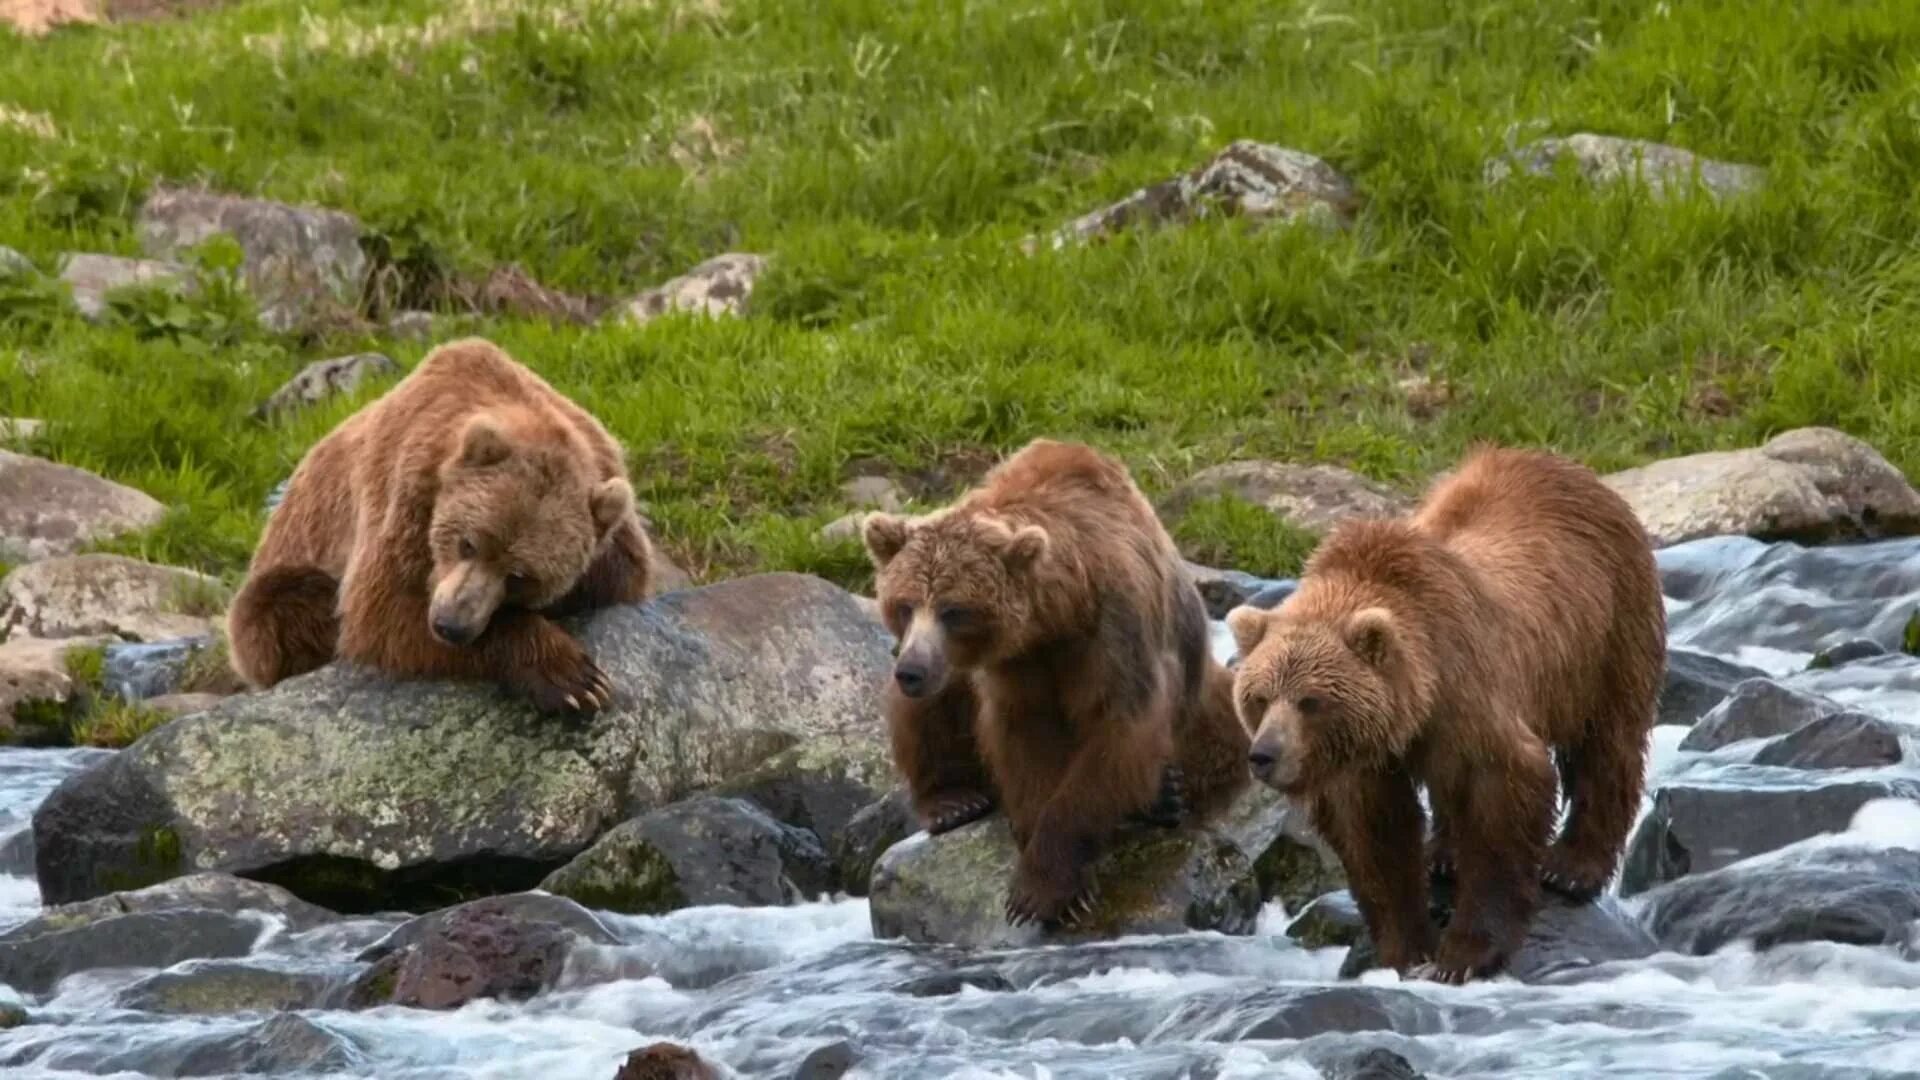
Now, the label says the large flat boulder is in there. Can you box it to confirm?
[30,573,893,911]
[0,554,227,642]
[0,450,166,563]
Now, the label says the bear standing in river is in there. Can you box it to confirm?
[1227,446,1664,982]
[862,439,1250,927]
[227,337,652,715]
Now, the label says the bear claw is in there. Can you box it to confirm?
[925,793,995,836]
[1130,765,1185,829]
[1408,961,1470,986]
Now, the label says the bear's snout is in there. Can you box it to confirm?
[894,660,931,698]
[1247,725,1301,789]
[431,616,478,646]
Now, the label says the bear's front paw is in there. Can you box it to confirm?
[1419,935,1509,985]
[1004,855,1095,929]
[1425,837,1456,886]
[1127,764,1185,830]
[923,791,995,836]
[1407,961,1472,986]
[517,644,614,716]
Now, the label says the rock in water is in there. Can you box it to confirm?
[31,573,893,909]
[0,449,166,563]
[1620,781,1920,895]
[712,731,896,868]
[832,789,915,898]
[0,909,268,995]
[614,1042,720,1080]
[539,795,834,915]
[1679,678,1847,751]
[114,960,339,1015]
[1634,846,1920,955]
[867,817,1260,947]
[1659,649,1766,728]
[346,893,618,1009]
[1604,427,1920,548]
[1749,711,1905,770]
[1338,885,1656,984]
[92,1013,360,1076]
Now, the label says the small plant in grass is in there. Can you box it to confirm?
[1169,495,1321,580]
[68,699,173,749]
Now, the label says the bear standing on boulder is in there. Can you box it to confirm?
[862,439,1250,927]
[227,338,652,715]
[1227,447,1664,983]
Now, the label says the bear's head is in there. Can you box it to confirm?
[861,508,1050,699]
[425,415,632,646]
[1224,602,1421,794]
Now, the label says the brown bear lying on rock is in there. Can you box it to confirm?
[228,338,652,715]
[862,438,1250,927]
[1228,446,1664,983]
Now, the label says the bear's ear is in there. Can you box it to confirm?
[1225,605,1269,656]
[458,417,513,469]
[1000,524,1050,570]
[862,513,913,567]
[590,476,634,536]
[1343,607,1397,667]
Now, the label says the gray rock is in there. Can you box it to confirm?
[1751,712,1905,769]
[1319,1047,1428,1080]
[816,512,865,545]
[1183,561,1276,619]
[0,634,111,741]
[1486,133,1765,200]
[1620,781,1920,895]
[0,909,266,994]
[1034,140,1361,251]
[57,252,193,321]
[253,352,399,420]
[539,795,833,915]
[1634,846,1920,955]
[894,968,1014,997]
[31,573,892,909]
[1810,638,1888,669]
[839,475,904,512]
[1604,427,1920,547]
[0,554,227,643]
[1215,783,1346,910]
[1163,461,1408,536]
[114,959,339,1014]
[0,449,166,563]
[831,789,914,898]
[137,187,368,333]
[25,871,338,934]
[1661,649,1767,729]
[1680,678,1846,751]
[96,1012,359,1076]
[385,309,437,341]
[713,732,895,865]
[868,817,1260,947]
[793,1040,858,1080]
[620,252,768,326]
[1339,887,1656,983]
[346,893,616,1010]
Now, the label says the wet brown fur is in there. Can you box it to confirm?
[227,338,651,714]
[1228,447,1664,982]
[866,439,1250,925]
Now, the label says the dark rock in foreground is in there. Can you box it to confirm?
[31,574,893,911]
[1621,781,1919,896]
[614,1042,719,1080]
[346,893,619,1010]
[832,789,915,898]
[0,909,266,996]
[539,795,833,915]
[1633,846,1920,955]
[114,960,340,1015]
[868,816,1260,947]
[1750,712,1905,770]
[1659,650,1767,729]
[1680,679,1850,752]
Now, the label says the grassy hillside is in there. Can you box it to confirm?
[2,0,1918,591]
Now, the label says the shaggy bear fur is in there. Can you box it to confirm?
[863,439,1250,927]
[227,338,651,715]
[1227,446,1664,982]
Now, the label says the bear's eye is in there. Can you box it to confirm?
[888,601,913,626]
[505,573,530,593]
[937,605,977,630]
[458,538,477,560]
[1297,695,1324,715]
[1243,695,1271,718]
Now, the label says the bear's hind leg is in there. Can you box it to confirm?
[887,678,997,835]
[227,565,341,688]
[1543,722,1650,899]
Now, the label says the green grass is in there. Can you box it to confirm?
[3,0,1920,593]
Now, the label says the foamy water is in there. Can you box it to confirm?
[2,539,1918,1078]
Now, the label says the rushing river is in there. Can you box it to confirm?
[2,536,1918,1079]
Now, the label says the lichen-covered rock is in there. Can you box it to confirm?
[0,554,227,643]
[114,960,340,1015]
[253,352,399,420]
[1620,781,1920,895]
[57,252,193,321]
[345,893,618,1010]
[832,789,914,898]
[137,187,369,333]
[0,634,111,741]
[1213,783,1346,910]
[0,909,268,995]
[1162,461,1408,536]
[620,252,768,326]
[1486,133,1765,201]
[30,573,893,909]
[713,731,896,863]
[1604,428,1920,547]
[867,817,1260,947]
[539,795,834,915]
[0,450,166,563]
[25,871,337,933]
[1033,140,1360,251]
[1633,846,1920,956]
